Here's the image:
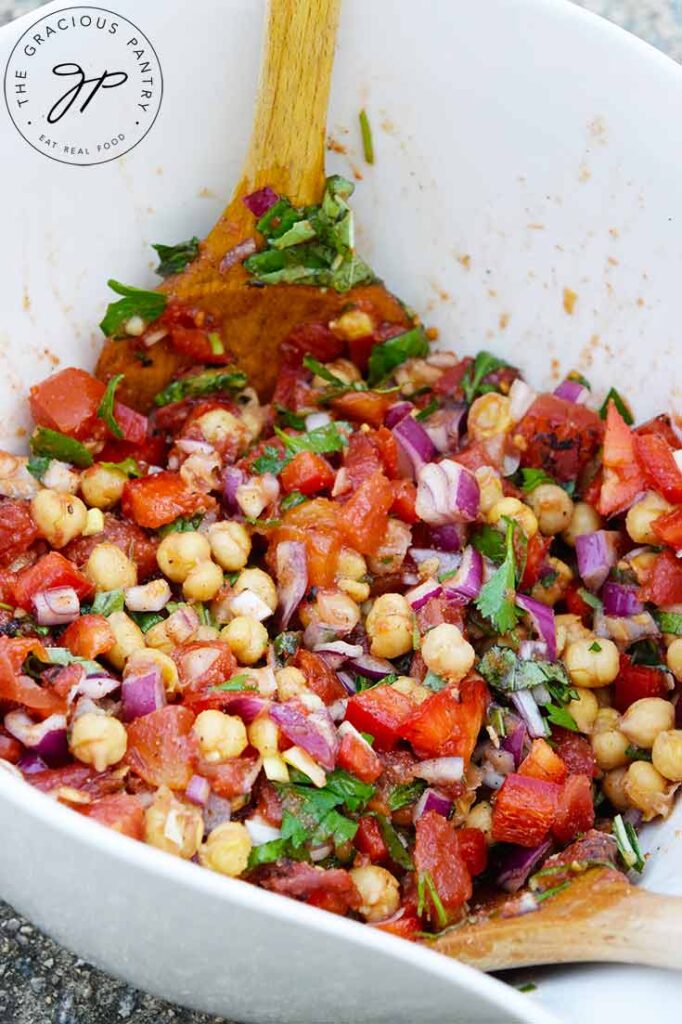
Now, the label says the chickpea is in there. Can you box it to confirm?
[367,519,412,577]
[602,767,630,811]
[207,521,251,571]
[337,548,367,582]
[281,745,327,788]
[564,637,619,688]
[487,497,538,538]
[465,801,493,842]
[391,675,430,704]
[199,822,252,877]
[85,542,137,591]
[628,550,657,585]
[338,579,370,603]
[125,578,171,613]
[42,460,80,495]
[144,620,173,654]
[330,309,374,341]
[157,531,211,584]
[193,709,248,763]
[69,713,127,772]
[651,730,682,782]
[620,698,674,749]
[591,721,629,771]
[395,358,442,394]
[221,616,269,665]
[144,786,204,859]
[567,687,599,734]
[350,865,400,922]
[555,614,593,656]
[527,484,574,536]
[233,568,277,613]
[276,666,308,701]
[365,593,414,659]
[530,557,573,607]
[31,489,87,548]
[195,625,221,642]
[625,492,674,545]
[666,638,682,682]
[467,393,512,441]
[82,508,105,537]
[248,715,279,756]
[420,622,475,684]
[474,466,504,515]
[125,648,179,694]
[182,560,224,602]
[305,589,360,635]
[194,409,248,449]
[562,501,602,547]
[623,760,669,820]
[80,464,126,509]
[105,611,145,670]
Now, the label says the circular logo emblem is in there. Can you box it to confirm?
[3,5,163,166]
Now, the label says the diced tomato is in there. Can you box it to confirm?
[29,367,104,439]
[336,730,383,783]
[51,664,85,700]
[564,581,593,621]
[97,432,168,469]
[270,499,340,588]
[26,763,122,798]
[62,614,115,660]
[415,597,465,634]
[433,358,472,399]
[492,773,560,847]
[552,774,594,844]
[613,654,670,712]
[581,467,603,508]
[345,685,414,751]
[12,552,93,611]
[196,753,261,799]
[518,738,568,785]
[283,320,345,364]
[0,729,22,763]
[121,471,215,528]
[82,793,144,840]
[173,642,237,699]
[399,678,488,762]
[279,451,335,495]
[652,507,682,550]
[634,433,682,503]
[167,326,230,365]
[254,778,283,827]
[414,811,472,923]
[125,705,196,790]
[112,401,148,445]
[338,470,394,555]
[519,534,552,591]
[598,403,646,517]
[635,414,680,449]
[63,513,158,581]
[456,827,488,877]
[0,640,64,717]
[390,479,418,524]
[292,649,347,705]
[516,394,603,483]
[331,391,392,429]
[344,429,398,487]
[373,907,421,940]
[355,815,388,861]
[639,548,682,606]
[551,727,597,777]
[0,500,39,567]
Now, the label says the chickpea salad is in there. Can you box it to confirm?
[1,177,682,938]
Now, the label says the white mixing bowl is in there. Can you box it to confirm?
[0,1,681,1021]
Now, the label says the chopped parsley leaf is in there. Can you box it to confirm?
[154,368,248,407]
[97,373,124,438]
[91,589,125,617]
[415,398,440,421]
[545,703,579,732]
[99,457,142,478]
[417,870,448,928]
[589,641,602,652]
[372,813,413,870]
[359,109,374,165]
[653,610,682,635]
[158,514,204,537]
[274,421,348,458]
[273,631,301,660]
[471,524,507,564]
[612,813,645,872]
[387,779,427,812]
[252,445,288,475]
[213,674,258,692]
[578,587,602,611]
[367,326,429,387]
[26,456,50,482]
[129,610,165,633]
[475,520,521,633]
[280,490,308,511]
[625,744,652,762]
[275,406,307,430]
[30,427,93,468]
[100,279,167,337]
[478,646,572,694]
[422,670,447,692]
[152,236,200,278]
[599,387,634,425]
[461,351,509,404]
[520,468,555,492]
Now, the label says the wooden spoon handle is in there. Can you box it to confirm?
[237,0,341,205]
[429,869,682,972]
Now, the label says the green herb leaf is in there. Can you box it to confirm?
[274,421,348,457]
[653,610,682,634]
[387,779,427,812]
[97,373,124,438]
[568,371,591,390]
[252,445,288,476]
[359,109,374,165]
[26,456,51,482]
[518,983,538,994]
[475,520,521,633]
[213,674,258,692]
[100,279,167,337]
[128,610,165,633]
[535,881,571,903]
[578,587,602,611]
[478,646,572,694]
[91,589,125,617]
[43,647,103,676]
[461,351,510,404]
[417,870,448,928]
[599,387,634,425]
[275,406,308,431]
[612,813,645,872]
[152,237,200,278]
[367,327,429,386]
[520,468,556,493]
[99,457,142,478]
[372,813,413,869]
[273,631,301,660]
[30,428,93,468]
[154,368,248,407]
[415,398,440,421]
[280,490,308,512]
[625,744,652,762]
[471,524,507,564]
[157,514,204,537]
[208,332,224,356]
[545,703,579,732]
[324,769,375,812]
[422,670,447,692]
[247,837,290,868]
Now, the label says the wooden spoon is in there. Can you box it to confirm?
[96,0,409,411]
[426,867,682,971]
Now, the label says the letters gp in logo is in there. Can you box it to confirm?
[3,6,163,166]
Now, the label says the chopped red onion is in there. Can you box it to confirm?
[511,690,549,739]
[223,466,245,512]
[121,668,166,721]
[336,671,357,695]
[17,752,48,774]
[413,756,464,785]
[442,546,483,604]
[327,698,348,722]
[412,787,452,822]
[575,531,620,591]
[405,578,443,610]
[185,775,211,807]
[481,767,507,790]
[602,581,644,617]
[4,711,68,766]
[203,793,232,832]
[313,640,363,660]
[531,683,552,706]
[416,459,480,526]
[73,675,120,701]
[516,594,557,661]
[384,402,413,429]
[392,415,436,478]
[303,621,340,650]
[496,839,552,893]
[423,407,466,453]
[508,379,537,423]
[346,652,395,681]
[32,586,80,626]
[230,589,273,621]
[429,523,466,552]
[310,843,333,863]
[242,186,279,217]
[595,610,661,644]
[176,438,215,456]
[275,541,308,629]
[220,238,257,273]
[518,640,549,661]
[500,716,527,767]
[269,703,339,771]
[245,816,282,845]
[223,696,268,723]
[553,379,589,404]
[502,449,521,477]
[409,547,462,576]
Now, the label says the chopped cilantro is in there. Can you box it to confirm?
[213,674,258,692]
[129,610,165,633]
[535,882,571,903]
[578,587,602,611]
[97,373,124,438]
[471,524,507,564]
[359,109,374,165]
[152,236,200,278]
[372,814,413,870]
[43,647,103,676]
[653,610,682,634]
[158,514,204,537]
[99,279,167,337]
[91,589,125,617]
[387,779,426,812]
[488,706,507,738]
[324,769,375,812]
[475,520,521,633]
[520,468,555,493]
[274,768,374,853]
[518,983,538,994]
[415,398,440,421]
[99,457,142,478]
[247,837,291,868]
[153,368,248,407]
[567,370,591,390]
[275,406,307,430]
[626,744,652,762]
[417,870,447,928]
[461,351,509,403]
[273,631,301,660]
[208,332,224,356]
[599,387,634,425]
[367,326,429,386]
[545,703,579,732]
[422,670,447,692]
[26,456,50,482]
[478,646,572,694]
[280,490,308,512]
[612,813,645,872]
[274,421,348,457]
[589,641,602,652]
[246,517,282,529]
[30,427,93,468]
[252,445,287,475]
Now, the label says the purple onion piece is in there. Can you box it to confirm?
[405,579,443,611]
[185,775,211,807]
[423,407,467,453]
[223,466,245,512]
[121,668,166,722]
[553,379,589,404]
[275,540,308,629]
[220,238,257,273]
[336,671,357,695]
[32,587,80,626]
[500,717,528,768]
[384,401,413,429]
[269,703,339,771]
[511,690,549,739]
[601,581,644,617]
[242,186,279,216]
[17,752,48,774]
[392,415,437,479]
[575,531,620,592]
[416,459,480,526]
[224,696,268,724]
[518,640,550,661]
[203,793,232,833]
[429,524,466,552]
[413,756,464,785]
[4,711,69,767]
[346,653,395,681]
[409,547,462,576]
[442,546,483,604]
[412,787,453,822]
[516,594,557,661]
[497,840,553,893]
